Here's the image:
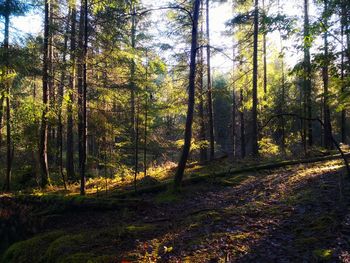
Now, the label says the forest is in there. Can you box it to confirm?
[0,0,350,261]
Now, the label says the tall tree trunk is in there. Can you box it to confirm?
[130,1,137,179]
[3,0,11,191]
[240,88,245,158]
[231,46,236,158]
[278,0,286,154]
[341,0,347,144]
[323,0,332,149]
[304,0,313,147]
[174,0,200,189]
[134,101,139,192]
[199,0,207,162]
[57,8,70,189]
[206,0,215,160]
[48,0,55,149]
[81,0,88,195]
[0,96,4,151]
[144,94,147,177]
[78,0,87,195]
[66,1,77,181]
[40,0,50,188]
[280,56,286,154]
[251,0,259,156]
[262,0,267,95]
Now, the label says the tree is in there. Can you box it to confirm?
[67,0,77,181]
[78,0,88,195]
[322,0,332,149]
[206,0,215,160]
[0,0,28,191]
[40,0,50,188]
[174,0,201,189]
[304,0,313,147]
[251,0,259,156]
[198,0,207,162]
[57,7,71,189]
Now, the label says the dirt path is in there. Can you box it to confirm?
[2,160,350,262]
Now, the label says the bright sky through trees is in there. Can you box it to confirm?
[2,0,321,71]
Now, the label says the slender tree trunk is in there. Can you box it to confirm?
[66,1,76,181]
[48,0,55,149]
[262,0,267,95]
[251,0,259,156]
[231,46,236,158]
[278,0,286,154]
[81,0,88,195]
[40,0,51,188]
[206,0,214,160]
[0,96,4,150]
[280,57,286,154]
[174,0,200,189]
[78,0,87,195]
[199,0,207,162]
[304,0,313,147]
[341,0,347,144]
[130,1,137,179]
[240,88,245,158]
[144,95,147,177]
[323,0,332,149]
[3,0,11,191]
[134,101,139,192]
[57,8,70,189]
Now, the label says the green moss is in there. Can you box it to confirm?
[155,190,181,204]
[215,174,249,186]
[1,231,65,263]
[313,249,333,261]
[192,210,222,223]
[284,189,316,206]
[125,224,155,233]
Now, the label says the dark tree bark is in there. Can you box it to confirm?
[3,0,11,191]
[231,47,236,158]
[81,0,88,195]
[206,0,215,160]
[251,0,259,156]
[0,95,4,151]
[199,0,207,162]
[144,94,148,177]
[134,101,139,192]
[130,1,137,182]
[48,0,55,146]
[174,0,201,189]
[40,0,51,188]
[322,0,332,149]
[240,88,245,158]
[262,0,267,95]
[57,8,71,189]
[280,54,286,154]
[66,1,77,181]
[78,0,88,195]
[340,0,348,144]
[278,0,286,154]
[304,0,313,147]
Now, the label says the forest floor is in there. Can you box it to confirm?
[2,158,350,262]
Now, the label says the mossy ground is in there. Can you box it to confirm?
[2,159,350,262]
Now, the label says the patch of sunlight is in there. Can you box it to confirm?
[287,160,343,185]
[313,249,333,260]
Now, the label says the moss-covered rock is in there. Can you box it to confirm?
[1,231,65,263]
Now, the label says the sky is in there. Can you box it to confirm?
[2,0,330,75]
